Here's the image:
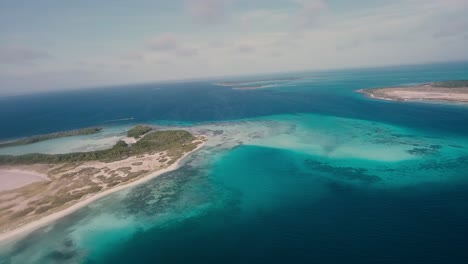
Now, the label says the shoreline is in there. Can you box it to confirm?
[0,140,206,244]
[357,89,400,102]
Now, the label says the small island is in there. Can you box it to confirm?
[0,127,205,240]
[232,85,268,90]
[127,125,152,138]
[358,80,468,103]
[214,77,301,90]
[0,127,103,148]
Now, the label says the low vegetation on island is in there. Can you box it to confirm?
[432,80,468,88]
[0,127,205,234]
[0,127,103,148]
[358,80,468,103]
[127,125,152,138]
[0,130,195,165]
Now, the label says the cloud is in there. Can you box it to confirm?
[336,39,361,50]
[147,33,179,51]
[443,0,468,9]
[0,69,114,96]
[269,51,283,57]
[138,33,200,62]
[299,0,327,16]
[185,0,231,23]
[208,40,230,49]
[433,22,468,38]
[120,52,144,62]
[293,0,328,25]
[176,48,199,57]
[235,44,256,53]
[432,17,468,39]
[0,45,51,64]
[238,9,291,28]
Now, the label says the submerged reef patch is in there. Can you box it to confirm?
[304,159,382,183]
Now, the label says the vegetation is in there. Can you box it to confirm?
[0,130,196,165]
[432,80,468,88]
[127,125,152,138]
[0,127,103,148]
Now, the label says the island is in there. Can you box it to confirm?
[216,82,272,90]
[0,127,205,241]
[0,127,103,148]
[214,77,302,90]
[358,80,468,103]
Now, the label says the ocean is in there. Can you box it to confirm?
[1,62,468,263]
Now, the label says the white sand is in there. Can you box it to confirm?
[0,141,205,244]
[386,90,468,102]
[121,137,137,145]
[0,169,48,192]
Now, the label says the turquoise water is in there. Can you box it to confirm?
[1,62,468,263]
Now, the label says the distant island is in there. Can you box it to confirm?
[232,86,267,90]
[215,77,301,90]
[0,127,103,148]
[0,127,205,241]
[215,77,300,86]
[358,80,468,103]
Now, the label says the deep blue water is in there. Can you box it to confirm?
[1,62,468,264]
[1,62,468,140]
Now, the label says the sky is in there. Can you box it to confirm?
[0,0,468,95]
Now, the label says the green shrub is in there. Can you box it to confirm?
[127,125,152,138]
[0,127,102,148]
[0,129,196,165]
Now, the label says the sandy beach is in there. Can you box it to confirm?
[0,140,205,244]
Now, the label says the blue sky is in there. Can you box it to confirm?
[0,0,467,95]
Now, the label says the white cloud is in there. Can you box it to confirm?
[185,0,232,23]
[120,52,144,62]
[144,33,201,58]
[238,9,291,28]
[176,47,199,57]
[293,0,328,26]
[235,44,256,53]
[147,33,179,51]
[433,18,468,38]
[0,45,51,64]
